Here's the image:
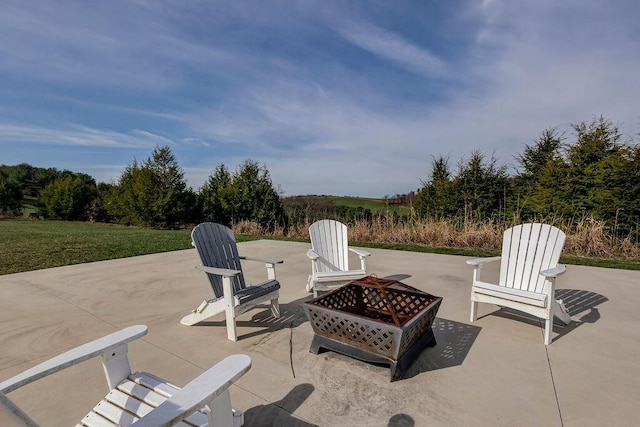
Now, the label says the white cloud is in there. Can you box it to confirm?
[336,21,447,77]
[0,123,168,148]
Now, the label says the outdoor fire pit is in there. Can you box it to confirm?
[302,275,442,381]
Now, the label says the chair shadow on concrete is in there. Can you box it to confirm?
[490,288,608,342]
[244,383,317,426]
[403,317,481,379]
[195,295,313,341]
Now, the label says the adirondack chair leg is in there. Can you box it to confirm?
[470,300,478,322]
[544,317,553,345]
[181,299,225,326]
[306,274,314,293]
[223,276,238,342]
[266,263,276,281]
[206,389,235,426]
[553,299,571,324]
[226,312,237,341]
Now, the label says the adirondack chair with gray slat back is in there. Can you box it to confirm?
[467,223,572,345]
[0,325,251,427]
[181,222,282,341]
[306,219,370,297]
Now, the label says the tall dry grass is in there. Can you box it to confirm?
[233,216,640,259]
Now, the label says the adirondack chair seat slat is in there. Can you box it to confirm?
[472,281,548,307]
[81,373,206,427]
[119,373,209,425]
[468,223,572,345]
[234,279,280,305]
[314,269,366,282]
[307,220,371,297]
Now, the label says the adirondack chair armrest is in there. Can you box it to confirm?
[240,256,284,265]
[196,265,242,277]
[540,265,566,278]
[306,249,320,260]
[131,354,252,427]
[240,256,282,281]
[349,247,371,258]
[466,256,501,267]
[0,325,147,394]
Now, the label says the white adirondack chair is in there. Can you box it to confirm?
[467,223,572,345]
[181,222,282,341]
[306,219,371,297]
[0,325,251,427]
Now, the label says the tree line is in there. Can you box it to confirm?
[0,146,286,230]
[414,116,640,236]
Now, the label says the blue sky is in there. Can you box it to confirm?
[1,1,639,197]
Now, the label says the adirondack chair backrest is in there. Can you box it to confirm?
[499,223,566,293]
[192,222,246,298]
[309,220,350,273]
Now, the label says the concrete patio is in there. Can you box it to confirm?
[0,240,638,426]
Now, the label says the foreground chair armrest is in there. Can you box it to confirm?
[131,354,251,427]
[0,325,251,426]
[0,325,148,394]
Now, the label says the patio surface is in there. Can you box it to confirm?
[0,240,638,426]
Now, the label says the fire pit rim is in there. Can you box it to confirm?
[303,275,442,328]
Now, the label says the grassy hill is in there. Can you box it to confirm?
[282,195,413,219]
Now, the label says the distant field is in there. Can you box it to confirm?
[330,196,412,215]
[282,195,412,216]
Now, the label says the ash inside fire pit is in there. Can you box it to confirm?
[302,276,442,381]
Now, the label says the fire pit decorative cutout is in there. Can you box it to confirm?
[302,276,442,381]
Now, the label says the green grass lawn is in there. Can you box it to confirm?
[0,220,196,275]
[2,219,638,276]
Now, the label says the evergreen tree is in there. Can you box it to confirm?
[415,156,454,219]
[515,128,569,217]
[198,160,287,230]
[452,151,508,221]
[199,164,233,226]
[0,172,23,216]
[38,175,96,220]
[561,116,629,223]
[106,146,194,228]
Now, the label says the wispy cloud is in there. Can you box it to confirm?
[0,1,232,88]
[336,21,447,77]
[0,123,169,148]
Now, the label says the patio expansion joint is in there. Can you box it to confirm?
[543,325,564,427]
[32,282,119,328]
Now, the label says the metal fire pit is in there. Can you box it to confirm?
[302,276,442,381]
